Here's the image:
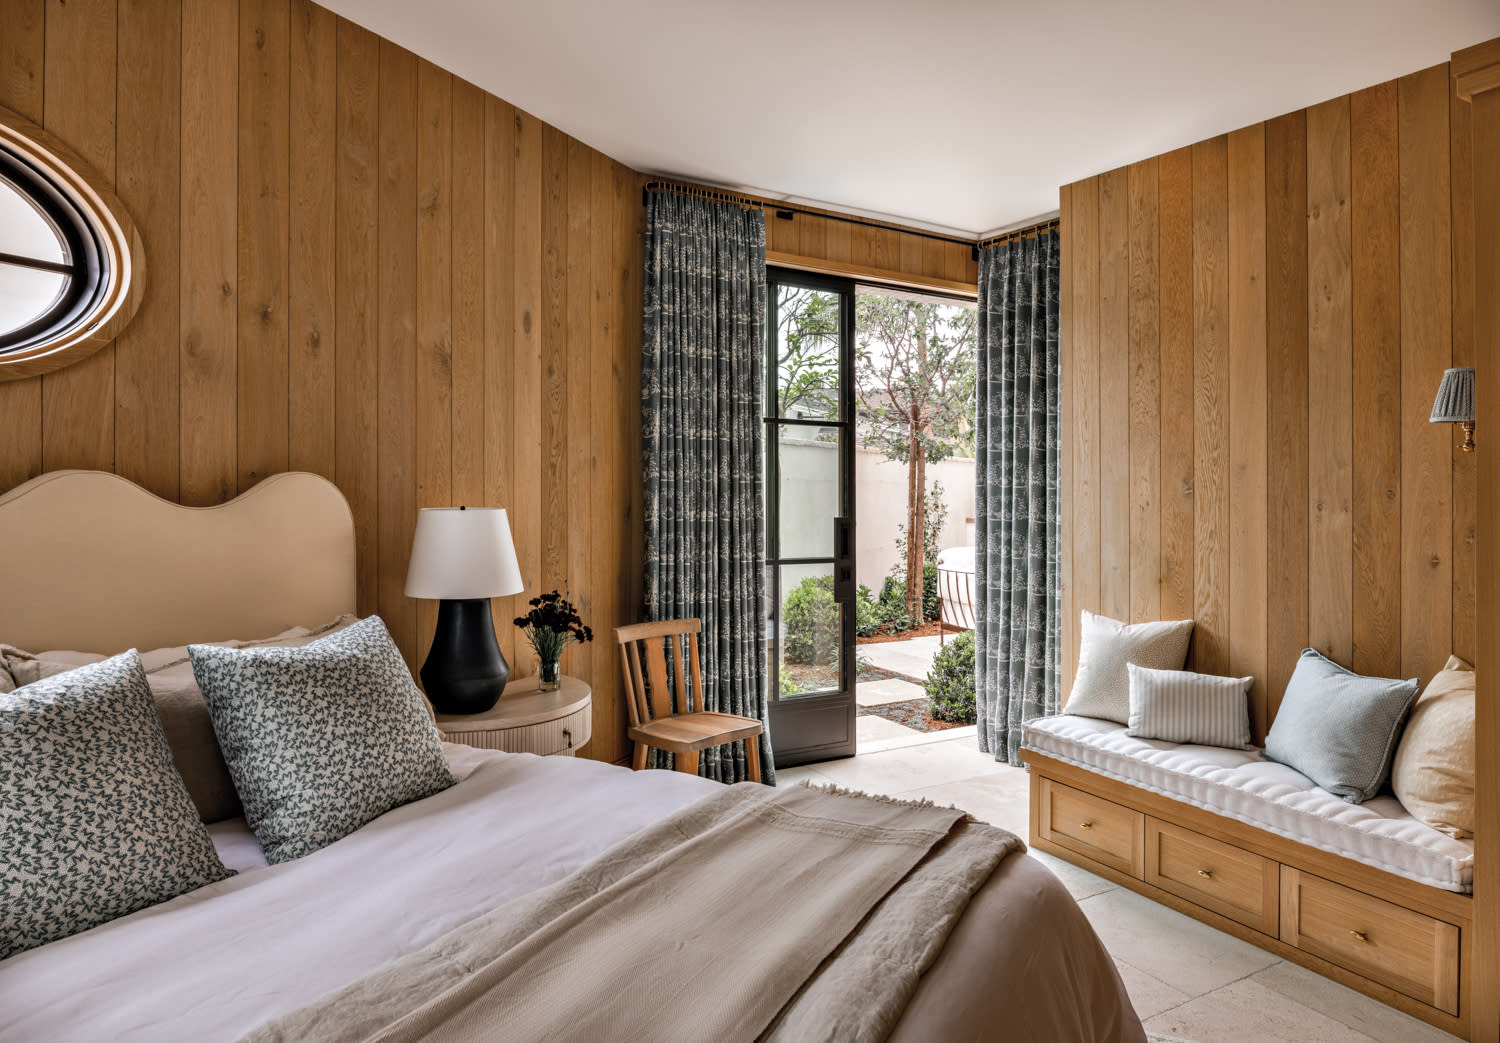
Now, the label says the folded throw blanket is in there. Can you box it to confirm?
[245,782,1022,1043]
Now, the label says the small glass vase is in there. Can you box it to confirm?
[538,659,561,692]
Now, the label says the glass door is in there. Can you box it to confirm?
[765,269,856,767]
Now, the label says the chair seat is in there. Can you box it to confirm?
[628,711,763,753]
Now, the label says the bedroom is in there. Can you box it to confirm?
[1,0,1499,1041]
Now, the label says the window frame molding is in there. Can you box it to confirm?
[0,104,143,381]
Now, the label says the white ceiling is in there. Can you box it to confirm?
[320,0,1500,238]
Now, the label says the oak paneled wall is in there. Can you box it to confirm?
[0,0,644,764]
[764,208,979,293]
[1061,60,1475,741]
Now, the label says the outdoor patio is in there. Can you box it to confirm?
[855,633,977,752]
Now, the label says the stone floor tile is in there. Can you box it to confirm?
[1143,976,1375,1042]
[1077,887,1279,997]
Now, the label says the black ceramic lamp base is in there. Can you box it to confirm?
[420,598,510,715]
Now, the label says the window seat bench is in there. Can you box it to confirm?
[1021,715,1474,1039]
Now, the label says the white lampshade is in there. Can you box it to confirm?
[404,507,524,600]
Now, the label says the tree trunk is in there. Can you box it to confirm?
[905,417,926,624]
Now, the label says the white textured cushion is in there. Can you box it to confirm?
[1023,714,1473,893]
[1126,664,1253,748]
[1065,611,1194,723]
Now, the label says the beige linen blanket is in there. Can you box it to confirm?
[246,782,1021,1043]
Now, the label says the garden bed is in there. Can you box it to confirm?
[854,620,948,645]
[856,698,966,732]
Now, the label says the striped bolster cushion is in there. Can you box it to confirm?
[1126,663,1255,749]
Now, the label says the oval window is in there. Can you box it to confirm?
[0,109,141,380]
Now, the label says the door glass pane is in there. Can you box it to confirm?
[0,175,66,263]
[773,285,840,420]
[778,563,841,698]
[0,261,66,339]
[778,423,839,559]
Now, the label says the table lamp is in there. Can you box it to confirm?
[405,507,525,714]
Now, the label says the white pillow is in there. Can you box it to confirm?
[1064,610,1194,723]
[1126,663,1254,748]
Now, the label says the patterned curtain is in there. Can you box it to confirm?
[642,191,772,784]
[974,229,1061,765]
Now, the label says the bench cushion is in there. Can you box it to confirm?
[1023,714,1473,893]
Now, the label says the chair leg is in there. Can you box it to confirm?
[745,736,762,784]
[677,750,700,777]
[632,741,647,771]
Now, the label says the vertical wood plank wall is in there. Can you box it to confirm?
[764,209,979,287]
[1061,60,1476,740]
[0,0,647,764]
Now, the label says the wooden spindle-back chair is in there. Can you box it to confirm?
[613,618,763,782]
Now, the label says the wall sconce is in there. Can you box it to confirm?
[1429,367,1475,453]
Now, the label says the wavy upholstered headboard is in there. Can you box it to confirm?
[0,470,357,654]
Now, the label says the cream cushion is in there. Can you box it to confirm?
[1065,611,1195,724]
[1024,714,1473,893]
[1391,655,1475,839]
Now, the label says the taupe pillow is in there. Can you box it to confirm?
[1065,610,1195,724]
[1391,656,1474,838]
[0,645,105,692]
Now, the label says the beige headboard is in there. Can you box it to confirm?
[0,470,357,654]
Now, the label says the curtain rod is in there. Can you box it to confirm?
[975,218,1060,253]
[641,179,973,247]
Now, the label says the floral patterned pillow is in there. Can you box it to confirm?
[189,616,456,864]
[0,652,231,961]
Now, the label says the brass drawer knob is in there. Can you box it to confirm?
[1350,930,1369,943]
[1079,821,1093,830]
[1197,869,1213,880]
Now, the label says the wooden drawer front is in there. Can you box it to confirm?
[446,705,592,756]
[1281,868,1460,1015]
[1145,819,1278,936]
[1039,778,1143,877]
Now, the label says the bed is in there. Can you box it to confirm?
[0,470,1143,1042]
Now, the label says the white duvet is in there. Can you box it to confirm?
[0,746,716,1042]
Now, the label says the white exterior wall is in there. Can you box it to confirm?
[852,448,975,592]
[776,433,975,598]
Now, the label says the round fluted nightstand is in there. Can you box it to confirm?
[434,675,592,756]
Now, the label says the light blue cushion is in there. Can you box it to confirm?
[189,616,456,864]
[1,652,230,960]
[1126,664,1254,749]
[1263,648,1419,804]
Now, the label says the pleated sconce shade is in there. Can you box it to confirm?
[1430,367,1475,424]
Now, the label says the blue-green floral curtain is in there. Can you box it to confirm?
[642,190,772,784]
[975,229,1061,765]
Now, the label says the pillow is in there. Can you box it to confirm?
[189,615,456,864]
[0,645,105,692]
[1065,610,1195,723]
[1390,655,1474,838]
[133,615,359,824]
[7,616,358,824]
[0,652,231,960]
[1126,663,1254,748]
[1263,648,1419,804]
